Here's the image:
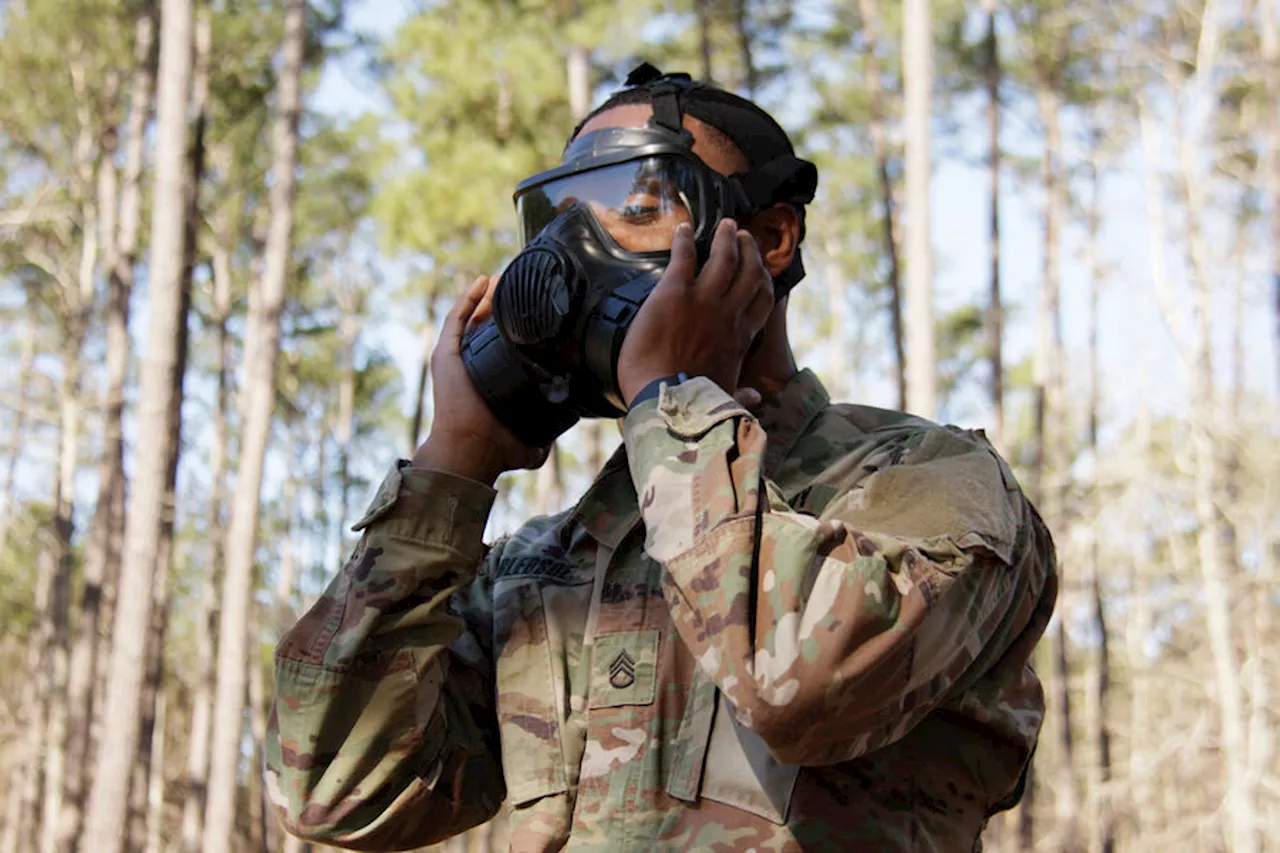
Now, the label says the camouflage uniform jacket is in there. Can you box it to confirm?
[266,370,1057,853]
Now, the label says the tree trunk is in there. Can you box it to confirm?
[61,11,156,849]
[1049,623,1078,852]
[1132,106,1166,852]
[30,101,98,852]
[271,432,302,853]
[247,601,271,853]
[2,545,56,853]
[1125,552,1154,851]
[1082,135,1113,853]
[982,0,1003,446]
[567,40,590,121]
[856,0,905,412]
[38,68,102,844]
[335,287,359,561]
[203,3,306,848]
[694,0,713,83]
[80,0,194,848]
[585,422,608,475]
[129,534,172,853]
[41,246,90,853]
[1265,0,1279,393]
[731,0,757,96]
[143,691,166,853]
[1178,6,1255,848]
[535,446,564,515]
[277,428,301,629]
[1036,78,1080,853]
[64,112,121,853]
[1187,265,1252,853]
[822,244,849,401]
[314,425,330,597]
[1031,84,1063,513]
[132,12,205,848]
[0,310,37,553]
[1244,525,1274,848]
[902,0,935,419]
[181,178,231,853]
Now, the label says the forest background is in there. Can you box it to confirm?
[0,0,1276,852]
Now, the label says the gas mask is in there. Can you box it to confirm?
[461,72,817,447]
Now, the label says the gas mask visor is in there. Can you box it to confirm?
[516,158,695,256]
[514,125,744,257]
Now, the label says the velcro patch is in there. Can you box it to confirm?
[590,630,660,708]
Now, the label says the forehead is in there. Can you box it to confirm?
[574,104,745,176]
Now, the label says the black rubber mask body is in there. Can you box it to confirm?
[460,201,673,447]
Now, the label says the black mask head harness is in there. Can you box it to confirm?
[460,64,819,447]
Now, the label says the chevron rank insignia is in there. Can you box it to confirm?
[609,649,636,689]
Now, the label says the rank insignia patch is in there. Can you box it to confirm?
[609,649,636,689]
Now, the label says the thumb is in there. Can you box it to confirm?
[660,222,696,288]
[733,387,762,412]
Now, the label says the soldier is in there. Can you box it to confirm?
[266,66,1057,852]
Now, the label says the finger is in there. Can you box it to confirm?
[468,275,501,333]
[444,275,490,348]
[745,273,775,333]
[694,218,740,296]
[656,222,697,291]
[729,233,772,326]
[740,238,774,319]
[729,230,766,295]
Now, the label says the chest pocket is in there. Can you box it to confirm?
[700,697,801,824]
[493,574,589,806]
[664,670,800,824]
[588,629,660,708]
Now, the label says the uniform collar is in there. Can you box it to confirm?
[756,368,830,476]
[578,369,831,548]
[577,445,642,548]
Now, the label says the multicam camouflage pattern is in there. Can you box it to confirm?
[266,369,1057,852]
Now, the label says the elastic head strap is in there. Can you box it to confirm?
[726,156,818,298]
[736,156,819,211]
[647,83,688,137]
[623,63,698,142]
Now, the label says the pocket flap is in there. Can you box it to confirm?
[700,698,800,824]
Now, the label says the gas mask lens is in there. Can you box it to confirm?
[516,156,701,253]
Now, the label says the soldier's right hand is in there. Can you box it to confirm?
[412,275,550,485]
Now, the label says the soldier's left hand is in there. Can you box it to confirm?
[617,218,774,404]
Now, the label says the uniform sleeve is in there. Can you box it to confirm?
[265,463,506,851]
[623,377,1053,766]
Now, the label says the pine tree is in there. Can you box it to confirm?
[82,0,194,848]
[203,0,306,848]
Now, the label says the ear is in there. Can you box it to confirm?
[745,204,800,279]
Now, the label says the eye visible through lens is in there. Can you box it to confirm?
[595,195,690,253]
